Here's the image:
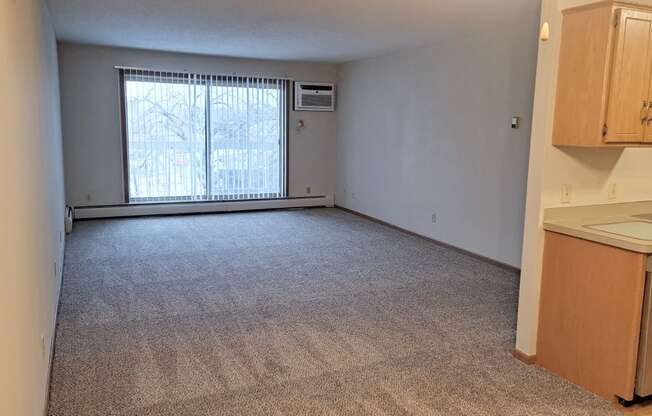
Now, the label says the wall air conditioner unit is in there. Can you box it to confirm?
[294,82,335,112]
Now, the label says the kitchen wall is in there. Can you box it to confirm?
[58,43,337,207]
[516,0,652,356]
[0,0,66,415]
[335,1,541,268]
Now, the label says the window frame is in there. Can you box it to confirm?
[118,69,290,204]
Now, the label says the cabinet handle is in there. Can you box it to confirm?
[642,101,650,124]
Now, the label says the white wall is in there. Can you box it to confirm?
[58,43,337,207]
[0,1,66,415]
[516,0,652,356]
[335,1,541,268]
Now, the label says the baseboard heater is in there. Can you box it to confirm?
[73,195,334,220]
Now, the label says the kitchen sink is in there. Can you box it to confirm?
[586,221,652,241]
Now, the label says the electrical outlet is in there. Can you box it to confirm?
[561,184,572,204]
[306,187,312,195]
[608,182,617,200]
[431,213,437,224]
[86,194,91,201]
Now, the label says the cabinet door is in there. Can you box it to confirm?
[537,232,648,401]
[605,9,652,143]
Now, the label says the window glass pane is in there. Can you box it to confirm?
[209,82,281,199]
[125,78,206,201]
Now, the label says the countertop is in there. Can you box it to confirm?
[543,201,652,254]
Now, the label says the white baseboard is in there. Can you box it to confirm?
[74,195,334,219]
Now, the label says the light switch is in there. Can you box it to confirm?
[511,117,520,129]
[561,184,571,204]
[608,182,617,200]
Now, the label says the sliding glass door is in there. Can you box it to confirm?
[121,69,287,203]
[208,78,285,200]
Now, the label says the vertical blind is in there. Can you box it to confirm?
[121,68,288,203]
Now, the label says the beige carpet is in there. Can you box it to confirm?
[47,208,620,415]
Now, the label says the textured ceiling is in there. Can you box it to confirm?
[46,0,537,63]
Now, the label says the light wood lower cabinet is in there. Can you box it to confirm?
[537,231,648,401]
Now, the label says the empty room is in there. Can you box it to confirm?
[5,0,652,415]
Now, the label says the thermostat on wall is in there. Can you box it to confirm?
[511,116,521,129]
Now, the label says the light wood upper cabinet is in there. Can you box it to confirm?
[553,1,652,147]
